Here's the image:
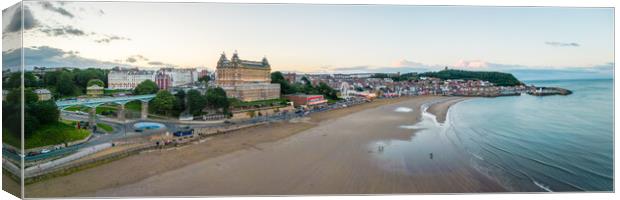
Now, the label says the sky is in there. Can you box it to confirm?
[1,1,615,79]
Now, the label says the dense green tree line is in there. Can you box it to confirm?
[419,69,522,86]
[2,88,60,139]
[149,87,230,117]
[271,71,339,100]
[134,80,159,95]
[87,79,105,87]
[2,68,109,98]
[371,73,418,82]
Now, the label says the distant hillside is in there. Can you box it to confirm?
[419,69,522,86]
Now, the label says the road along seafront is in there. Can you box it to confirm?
[24,96,505,197]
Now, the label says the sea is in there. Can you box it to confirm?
[444,79,614,192]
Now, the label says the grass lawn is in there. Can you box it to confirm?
[125,101,142,112]
[65,105,89,112]
[65,104,140,115]
[4,123,91,149]
[60,119,78,126]
[96,123,114,133]
[96,106,118,115]
[62,118,113,133]
[65,105,114,115]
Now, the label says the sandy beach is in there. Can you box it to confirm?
[23,96,504,197]
[427,97,472,123]
[2,173,20,198]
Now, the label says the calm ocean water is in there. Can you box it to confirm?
[446,79,613,191]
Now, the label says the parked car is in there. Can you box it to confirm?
[173,128,194,137]
[27,152,41,156]
[4,148,16,154]
[40,149,51,154]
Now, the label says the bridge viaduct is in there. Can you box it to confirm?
[55,94,156,128]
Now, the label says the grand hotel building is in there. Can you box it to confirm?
[216,51,280,101]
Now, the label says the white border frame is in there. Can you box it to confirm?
[0,1,617,200]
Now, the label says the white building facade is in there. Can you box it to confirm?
[158,68,199,87]
[107,67,199,90]
[107,67,156,90]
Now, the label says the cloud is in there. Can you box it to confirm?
[2,46,134,70]
[39,1,74,18]
[393,59,428,68]
[95,35,131,43]
[545,41,580,47]
[3,6,37,33]
[454,59,489,68]
[39,25,87,36]
[147,60,178,67]
[125,55,149,63]
[2,3,91,39]
[2,46,182,71]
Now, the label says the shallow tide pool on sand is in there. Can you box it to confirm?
[373,102,474,178]
[394,107,414,113]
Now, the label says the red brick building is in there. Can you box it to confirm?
[155,71,172,90]
[284,94,328,109]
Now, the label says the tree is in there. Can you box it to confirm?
[43,71,61,86]
[419,69,522,86]
[150,90,175,115]
[56,71,76,97]
[2,103,22,139]
[300,76,315,94]
[4,88,53,139]
[87,79,105,87]
[24,72,39,88]
[186,89,207,116]
[23,113,40,138]
[6,88,38,105]
[175,90,186,100]
[271,71,297,95]
[317,82,338,100]
[74,68,107,89]
[4,72,39,89]
[206,87,230,114]
[301,76,311,86]
[5,73,21,89]
[172,90,186,116]
[134,80,159,95]
[31,100,60,124]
